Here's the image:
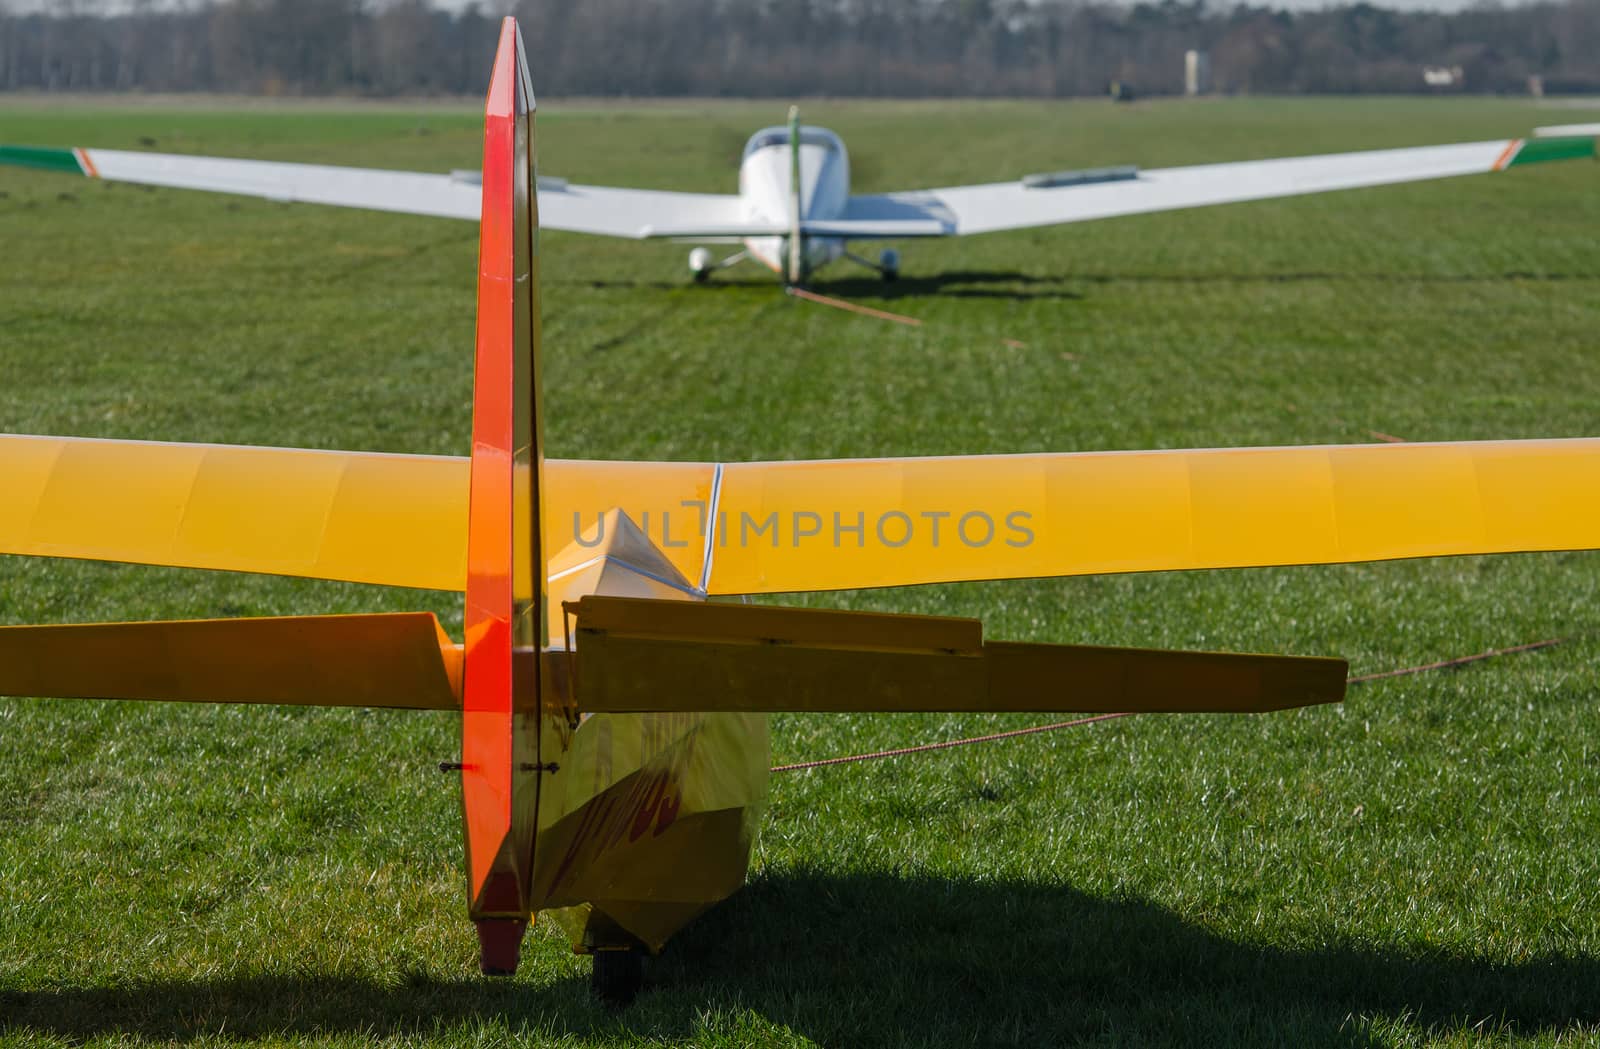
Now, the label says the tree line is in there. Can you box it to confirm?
[3,0,1598,97]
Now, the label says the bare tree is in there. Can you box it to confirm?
[4,0,1600,98]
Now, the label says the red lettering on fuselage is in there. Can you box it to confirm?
[545,722,700,895]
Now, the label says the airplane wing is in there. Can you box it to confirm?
[4,433,1597,596]
[1535,123,1600,138]
[13,136,1585,242]
[541,181,746,237]
[844,136,1597,236]
[699,439,1600,593]
[0,144,746,237]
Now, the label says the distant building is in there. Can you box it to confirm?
[1185,50,1211,96]
[1422,66,1465,89]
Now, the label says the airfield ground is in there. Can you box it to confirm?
[1,96,1598,1048]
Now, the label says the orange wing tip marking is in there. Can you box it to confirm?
[567,595,1346,714]
[73,148,99,178]
[1492,139,1523,172]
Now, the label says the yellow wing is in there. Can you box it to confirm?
[3,434,1598,594]
[0,435,711,592]
[703,438,1600,593]
[0,435,470,590]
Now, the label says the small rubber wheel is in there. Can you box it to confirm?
[591,948,644,1007]
[692,268,711,284]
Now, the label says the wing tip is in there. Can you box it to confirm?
[0,144,92,177]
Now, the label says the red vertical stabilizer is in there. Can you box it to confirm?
[460,16,547,975]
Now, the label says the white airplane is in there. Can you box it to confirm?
[2,107,1592,285]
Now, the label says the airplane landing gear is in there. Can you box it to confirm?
[879,247,900,282]
[689,247,713,283]
[688,247,749,283]
[845,247,900,282]
[591,947,645,1007]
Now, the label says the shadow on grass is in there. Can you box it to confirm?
[815,269,1600,302]
[816,271,1085,302]
[5,869,1597,1046]
[1058,270,1600,286]
[551,268,1599,308]
[555,270,1086,302]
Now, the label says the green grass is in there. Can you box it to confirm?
[2,95,1600,1047]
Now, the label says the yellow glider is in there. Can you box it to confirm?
[1,18,1596,1005]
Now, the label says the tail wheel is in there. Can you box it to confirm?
[591,948,645,1007]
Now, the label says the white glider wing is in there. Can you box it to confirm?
[845,136,1595,236]
[0,144,746,238]
[35,147,482,220]
[539,181,747,238]
[6,134,1589,242]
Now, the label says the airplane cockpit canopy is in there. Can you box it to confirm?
[742,126,845,157]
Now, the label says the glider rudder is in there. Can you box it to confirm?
[459,16,550,975]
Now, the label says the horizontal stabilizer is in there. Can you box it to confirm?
[0,613,461,709]
[566,596,1345,714]
[640,219,952,240]
[641,222,788,239]
[798,219,951,238]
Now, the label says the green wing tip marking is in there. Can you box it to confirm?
[1510,136,1597,167]
[0,145,85,175]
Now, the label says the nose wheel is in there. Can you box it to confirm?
[591,947,646,1007]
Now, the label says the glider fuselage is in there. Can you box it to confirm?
[528,520,769,960]
[738,125,851,277]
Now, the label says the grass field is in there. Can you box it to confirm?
[2,94,1600,1048]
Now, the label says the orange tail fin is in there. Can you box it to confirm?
[458,17,551,973]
